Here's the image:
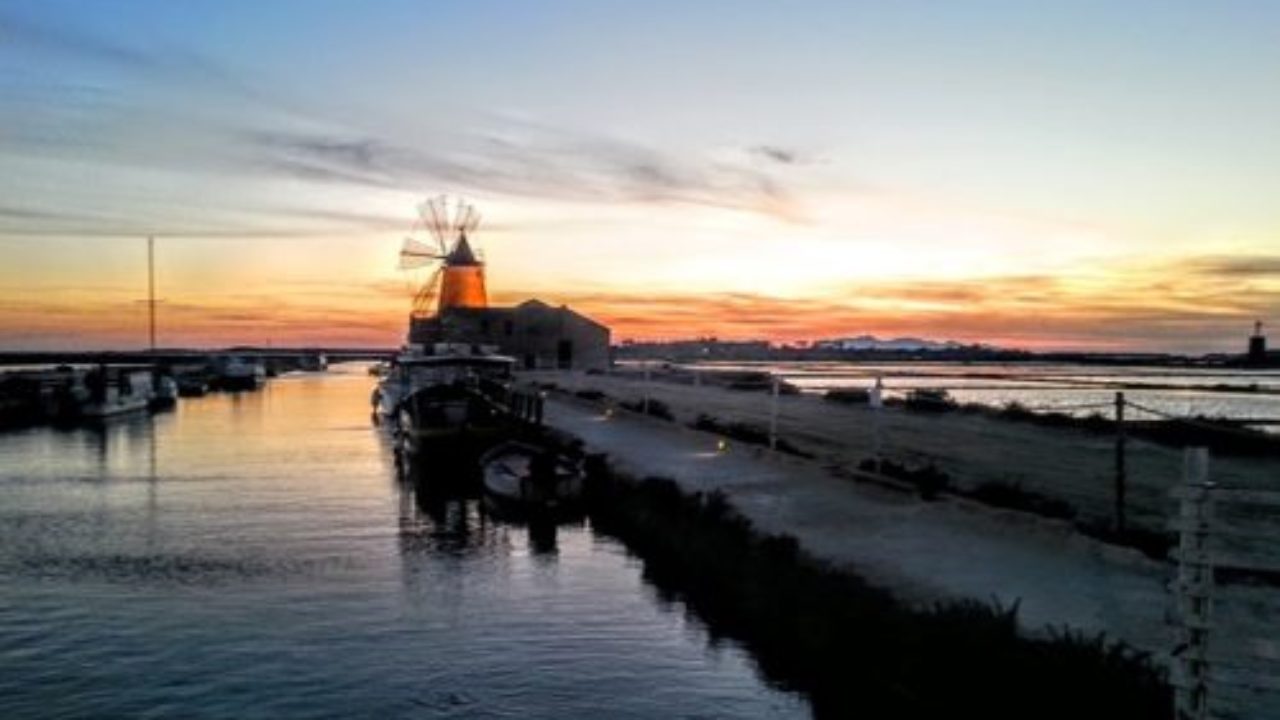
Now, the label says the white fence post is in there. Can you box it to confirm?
[1172,446,1213,720]
[870,378,884,473]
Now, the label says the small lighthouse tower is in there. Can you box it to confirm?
[1248,320,1267,365]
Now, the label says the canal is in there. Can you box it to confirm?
[0,365,807,719]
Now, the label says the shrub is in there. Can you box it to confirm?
[620,398,674,421]
[969,481,1077,520]
[858,458,951,499]
[824,388,870,404]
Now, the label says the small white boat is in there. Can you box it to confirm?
[81,368,152,418]
[210,355,265,391]
[481,442,583,517]
[149,375,179,410]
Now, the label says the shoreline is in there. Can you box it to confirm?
[571,453,1170,718]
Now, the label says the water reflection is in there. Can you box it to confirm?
[0,368,807,719]
[395,448,567,559]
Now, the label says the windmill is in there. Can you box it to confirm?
[399,196,488,318]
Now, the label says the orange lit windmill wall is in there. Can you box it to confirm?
[435,234,488,312]
[437,264,488,312]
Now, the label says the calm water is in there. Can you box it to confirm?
[0,366,807,719]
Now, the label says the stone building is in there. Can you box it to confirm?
[397,202,610,370]
[410,300,610,371]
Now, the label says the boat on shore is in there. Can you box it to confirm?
[480,441,583,518]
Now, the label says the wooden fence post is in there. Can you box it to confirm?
[1172,446,1213,720]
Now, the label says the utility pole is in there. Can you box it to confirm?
[147,236,157,353]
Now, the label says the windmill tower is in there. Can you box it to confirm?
[399,196,488,317]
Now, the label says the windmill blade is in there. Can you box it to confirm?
[398,237,443,269]
[410,267,443,317]
[426,196,449,253]
[415,201,438,243]
[458,204,477,236]
[464,208,481,234]
[453,200,471,237]
[401,236,440,256]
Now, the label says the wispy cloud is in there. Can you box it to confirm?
[0,10,153,68]
[1183,254,1280,279]
[246,124,808,222]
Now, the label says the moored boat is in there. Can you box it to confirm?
[377,344,514,420]
[209,355,265,391]
[480,441,583,518]
[391,349,517,460]
[149,375,179,410]
[81,366,152,418]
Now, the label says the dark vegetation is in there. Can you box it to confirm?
[583,467,1171,720]
[618,398,675,421]
[968,481,1077,521]
[856,458,949,500]
[852,458,1174,559]
[690,413,812,458]
[823,388,870,404]
[1075,522,1175,562]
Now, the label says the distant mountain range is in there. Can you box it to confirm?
[813,335,984,352]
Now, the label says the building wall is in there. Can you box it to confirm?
[408,301,610,371]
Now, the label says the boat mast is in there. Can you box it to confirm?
[147,236,156,353]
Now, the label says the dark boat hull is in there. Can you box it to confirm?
[480,442,584,521]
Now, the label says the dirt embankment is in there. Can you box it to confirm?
[528,369,1279,536]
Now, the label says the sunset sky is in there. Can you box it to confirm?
[2,1,1278,352]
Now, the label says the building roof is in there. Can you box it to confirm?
[433,299,609,332]
[447,234,480,266]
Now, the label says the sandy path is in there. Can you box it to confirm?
[541,392,1171,652]
[530,370,1279,533]
[540,390,1280,717]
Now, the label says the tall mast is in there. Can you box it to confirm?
[147,236,156,353]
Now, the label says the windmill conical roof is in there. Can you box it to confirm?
[448,233,481,266]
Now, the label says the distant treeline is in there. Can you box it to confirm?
[613,342,1272,367]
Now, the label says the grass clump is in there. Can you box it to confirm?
[573,388,607,401]
[968,481,1077,520]
[823,388,870,404]
[690,413,812,457]
[619,398,675,421]
[857,458,951,499]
